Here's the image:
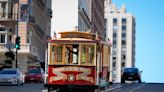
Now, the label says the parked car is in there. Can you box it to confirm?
[0,68,24,85]
[25,68,44,83]
[121,67,142,83]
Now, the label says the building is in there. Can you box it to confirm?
[78,0,91,32]
[105,0,136,82]
[78,0,105,37]
[91,0,105,39]
[0,0,52,73]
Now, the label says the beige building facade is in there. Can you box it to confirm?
[105,0,136,82]
[0,0,52,73]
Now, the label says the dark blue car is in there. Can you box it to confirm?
[121,67,142,83]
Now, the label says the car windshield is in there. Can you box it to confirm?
[124,68,138,73]
[0,70,17,74]
[27,69,41,74]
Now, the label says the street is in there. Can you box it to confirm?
[1,83,164,92]
[105,83,164,92]
[0,83,45,92]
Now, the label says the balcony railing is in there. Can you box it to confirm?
[0,44,29,52]
[0,12,17,21]
[0,44,38,57]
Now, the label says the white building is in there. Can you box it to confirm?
[52,0,104,38]
[105,0,136,82]
[52,0,91,37]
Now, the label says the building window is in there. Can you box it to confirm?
[20,4,29,22]
[0,34,5,43]
[104,18,107,31]
[0,2,7,17]
[113,62,116,67]
[113,56,116,60]
[113,18,117,24]
[121,62,125,67]
[113,32,117,38]
[122,40,126,45]
[122,55,126,60]
[105,18,107,23]
[122,18,126,24]
[122,25,126,31]
[113,26,118,31]
[122,33,126,38]
[113,40,117,45]
[0,28,6,31]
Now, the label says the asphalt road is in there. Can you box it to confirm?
[1,82,164,92]
[104,83,164,92]
[0,83,45,92]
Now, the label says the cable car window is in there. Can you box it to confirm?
[51,46,54,64]
[56,46,62,62]
[81,45,95,65]
[50,44,63,64]
[65,44,79,64]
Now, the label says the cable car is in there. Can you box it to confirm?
[46,31,111,92]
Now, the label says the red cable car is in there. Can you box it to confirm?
[46,31,111,92]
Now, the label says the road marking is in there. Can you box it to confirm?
[42,90,48,92]
[103,84,122,92]
[42,89,57,92]
[112,88,121,92]
[129,84,147,92]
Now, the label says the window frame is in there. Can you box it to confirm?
[49,43,96,66]
[50,44,65,65]
[122,25,126,31]
[122,18,126,24]
[80,43,96,66]
[0,34,6,44]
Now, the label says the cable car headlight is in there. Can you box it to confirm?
[68,74,75,81]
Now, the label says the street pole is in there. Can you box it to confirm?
[16,49,17,68]
[15,0,19,68]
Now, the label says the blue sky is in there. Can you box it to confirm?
[115,0,164,83]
